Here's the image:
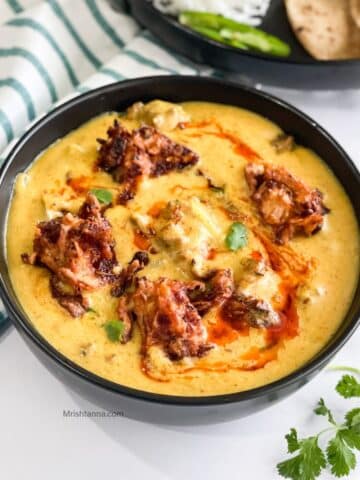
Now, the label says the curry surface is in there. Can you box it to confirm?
[7,102,360,396]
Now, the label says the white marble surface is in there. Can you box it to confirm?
[0,86,359,480]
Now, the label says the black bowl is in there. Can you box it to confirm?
[0,76,359,424]
[124,0,360,90]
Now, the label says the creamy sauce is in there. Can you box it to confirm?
[6,102,360,396]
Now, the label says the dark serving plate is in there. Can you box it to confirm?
[124,0,360,90]
[0,76,359,424]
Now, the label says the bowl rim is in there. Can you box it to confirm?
[130,0,360,67]
[1,75,359,407]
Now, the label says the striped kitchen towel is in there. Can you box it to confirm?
[0,0,213,330]
[0,0,213,158]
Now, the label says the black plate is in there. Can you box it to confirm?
[124,0,360,90]
[0,76,359,424]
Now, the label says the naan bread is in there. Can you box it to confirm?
[285,0,360,60]
[351,0,360,28]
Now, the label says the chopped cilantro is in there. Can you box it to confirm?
[104,320,124,342]
[225,222,248,251]
[90,188,113,204]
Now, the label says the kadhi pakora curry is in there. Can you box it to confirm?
[7,100,359,396]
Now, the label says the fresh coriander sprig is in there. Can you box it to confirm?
[277,368,360,479]
[277,429,326,480]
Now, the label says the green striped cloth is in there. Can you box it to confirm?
[0,0,212,330]
[0,0,212,156]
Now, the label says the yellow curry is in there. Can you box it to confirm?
[6,101,360,396]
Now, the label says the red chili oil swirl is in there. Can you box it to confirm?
[183,119,260,161]
[207,313,248,346]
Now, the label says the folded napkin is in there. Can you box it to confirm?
[0,0,213,330]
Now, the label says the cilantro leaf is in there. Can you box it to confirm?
[286,428,300,453]
[345,408,360,432]
[104,320,124,342]
[340,428,360,451]
[326,432,356,477]
[277,436,326,480]
[225,222,248,251]
[314,398,336,425]
[90,188,113,204]
[342,408,360,451]
[277,455,302,479]
[300,437,327,480]
[336,375,360,398]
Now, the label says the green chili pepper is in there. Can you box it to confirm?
[179,11,290,57]
[187,25,225,43]
[220,28,289,56]
[191,25,248,49]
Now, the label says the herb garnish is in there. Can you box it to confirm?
[277,367,360,479]
[225,222,248,251]
[197,169,225,194]
[336,375,360,399]
[104,320,124,342]
[271,132,295,153]
[209,183,225,194]
[86,307,98,314]
[90,188,113,204]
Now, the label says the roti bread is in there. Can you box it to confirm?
[351,0,360,28]
[285,0,360,60]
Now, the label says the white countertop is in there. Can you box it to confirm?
[1,86,359,480]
